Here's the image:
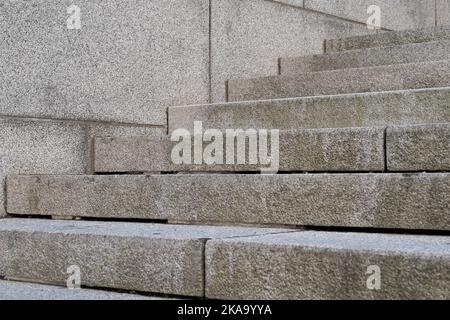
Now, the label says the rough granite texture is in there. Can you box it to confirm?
[94,127,385,173]
[0,0,209,125]
[0,280,154,300]
[280,40,450,75]
[325,25,450,53]
[0,117,163,217]
[228,60,450,102]
[0,219,287,297]
[169,88,450,132]
[6,174,450,230]
[305,0,435,30]
[210,0,372,102]
[387,124,450,171]
[206,231,450,299]
[272,0,304,8]
[436,0,450,26]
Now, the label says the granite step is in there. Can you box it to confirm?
[7,174,450,230]
[169,88,450,132]
[324,25,450,53]
[228,60,450,102]
[96,123,450,174]
[280,40,450,75]
[206,231,450,299]
[0,219,287,297]
[94,127,385,173]
[387,123,450,172]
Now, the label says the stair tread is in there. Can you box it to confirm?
[0,218,285,240]
[0,280,155,300]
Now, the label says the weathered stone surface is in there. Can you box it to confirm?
[305,0,435,30]
[0,219,286,297]
[169,88,450,132]
[271,0,304,8]
[387,124,450,171]
[280,40,450,75]
[228,60,450,101]
[0,117,163,217]
[7,174,450,230]
[325,26,450,53]
[436,0,450,26]
[206,231,450,299]
[0,0,209,125]
[0,280,155,300]
[95,127,385,173]
[95,135,171,173]
[210,0,372,102]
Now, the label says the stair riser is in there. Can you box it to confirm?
[95,128,385,173]
[228,60,450,102]
[95,124,450,173]
[7,174,450,230]
[0,231,204,296]
[388,124,450,171]
[281,40,450,75]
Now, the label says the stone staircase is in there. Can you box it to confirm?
[1,26,450,300]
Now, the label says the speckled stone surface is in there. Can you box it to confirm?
[325,25,450,53]
[0,219,288,297]
[206,231,450,299]
[387,124,450,171]
[94,127,385,173]
[0,0,209,125]
[305,0,435,30]
[0,280,155,300]
[169,88,450,132]
[271,0,304,8]
[228,60,450,102]
[0,117,163,217]
[436,0,450,26]
[210,0,372,102]
[280,40,450,75]
[7,173,450,230]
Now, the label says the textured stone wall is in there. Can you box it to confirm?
[436,0,450,26]
[0,0,209,126]
[0,0,440,117]
[301,0,436,30]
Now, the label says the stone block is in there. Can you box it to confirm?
[0,219,286,297]
[7,173,450,230]
[387,124,450,171]
[206,231,450,299]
